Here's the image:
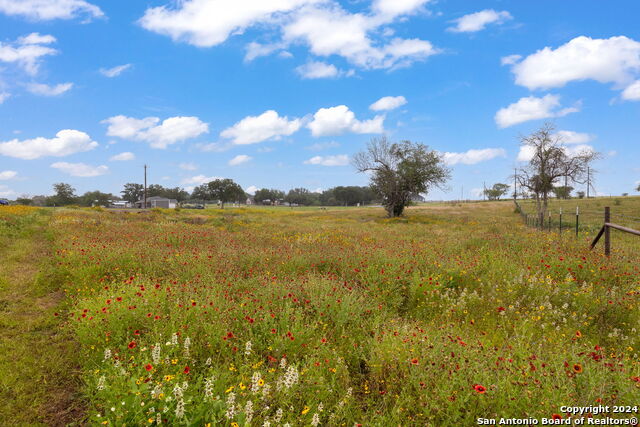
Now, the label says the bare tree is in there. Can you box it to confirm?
[516,123,599,223]
[353,137,450,217]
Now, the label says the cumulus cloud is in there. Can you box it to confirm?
[221,110,301,145]
[554,130,594,144]
[622,80,640,101]
[178,162,197,171]
[308,105,384,137]
[109,152,135,161]
[27,82,73,96]
[295,61,340,79]
[181,175,221,186]
[51,162,108,177]
[245,185,258,195]
[0,32,58,75]
[0,170,17,180]
[495,94,579,128]
[442,148,506,165]
[103,115,209,149]
[306,141,340,151]
[100,64,132,78]
[304,154,349,166]
[0,92,9,104]
[500,54,521,66]
[369,95,407,111]
[0,129,98,159]
[448,9,512,33]
[228,154,252,166]
[508,36,640,91]
[140,0,439,71]
[0,0,103,21]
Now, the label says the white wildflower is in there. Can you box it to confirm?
[274,408,283,423]
[244,400,254,424]
[173,384,183,399]
[311,413,320,426]
[279,357,287,369]
[245,340,252,356]
[152,344,161,364]
[263,421,271,427]
[97,375,106,391]
[225,392,236,419]
[205,357,212,366]
[156,413,161,424]
[318,402,324,412]
[103,349,111,361]
[151,384,162,399]
[251,371,262,392]
[204,377,215,399]
[282,366,298,389]
[175,398,185,419]
[262,383,271,398]
[171,333,178,346]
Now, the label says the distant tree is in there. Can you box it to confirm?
[636,183,640,192]
[121,183,144,204]
[576,191,586,199]
[353,137,450,217]
[622,193,629,197]
[49,183,77,206]
[552,185,574,199]
[79,191,115,207]
[162,187,190,203]
[207,179,246,209]
[285,188,315,206]
[16,197,33,206]
[516,123,598,223]
[484,183,510,201]
[254,188,285,205]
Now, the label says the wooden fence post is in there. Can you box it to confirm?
[575,206,579,237]
[604,207,610,256]
[559,208,563,234]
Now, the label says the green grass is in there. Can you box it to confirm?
[2,201,640,425]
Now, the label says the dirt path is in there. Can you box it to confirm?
[0,213,83,426]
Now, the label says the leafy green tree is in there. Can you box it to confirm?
[353,137,450,217]
[552,185,573,199]
[484,183,510,201]
[49,183,77,206]
[636,183,640,192]
[16,197,33,206]
[285,188,319,206]
[254,189,285,205]
[79,191,116,207]
[121,183,144,204]
[576,191,586,199]
[206,179,246,209]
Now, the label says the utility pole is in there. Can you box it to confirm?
[514,168,517,200]
[461,185,463,202]
[586,167,590,199]
[144,164,148,209]
[483,181,486,201]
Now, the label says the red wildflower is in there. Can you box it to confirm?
[473,384,486,394]
[552,414,562,420]
[128,341,136,349]
[183,366,190,374]
[145,364,153,371]
[410,358,419,365]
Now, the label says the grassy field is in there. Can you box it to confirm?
[1,201,639,425]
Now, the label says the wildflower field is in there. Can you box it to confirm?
[1,200,639,426]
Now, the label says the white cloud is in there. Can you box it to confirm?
[308,105,384,137]
[140,0,439,71]
[103,115,209,149]
[109,152,135,161]
[0,0,103,21]
[448,9,512,33]
[554,130,594,144]
[443,148,506,165]
[495,94,579,128]
[303,154,349,166]
[27,82,73,96]
[228,154,252,166]
[369,95,407,111]
[509,36,640,91]
[622,80,640,101]
[221,110,301,144]
[0,92,9,104]
[139,0,315,47]
[181,175,221,186]
[100,64,132,78]
[179,162,197,171]
[0,184,16,198]
[500,54,521,66]
[196,142,233,152]
[306,141,340,151]
[245,185,258,195]
[51,162,108,177]
[0,129,98,159]
[0,32,58,75]
[0,170,17,180]
[295,61,339,79]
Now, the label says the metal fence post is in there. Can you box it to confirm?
[559,208,563,234]
[548,212,551,231]
[575,206,579,237]
[604,207,610,256]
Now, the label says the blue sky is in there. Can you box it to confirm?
[0,0,639,200]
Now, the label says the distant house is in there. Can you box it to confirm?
[110,200,132,208]
[135,196,178,209]
[246,196,255,205]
